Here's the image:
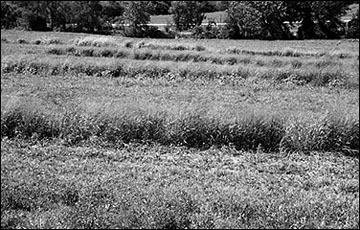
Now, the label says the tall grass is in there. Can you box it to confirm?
[225,47,353,59]
[43,46,349,70]
[72,36,120,47]
[1,54,353,87]
[1,99,358,156]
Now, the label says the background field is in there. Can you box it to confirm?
[1,30,359,228]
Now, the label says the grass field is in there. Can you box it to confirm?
[1,29,359,229]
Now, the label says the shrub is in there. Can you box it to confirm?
[124,41,134,48]
[33,39,41,45]
[46,47,65,55]
[42,37,61,45]
[17,38,28,44]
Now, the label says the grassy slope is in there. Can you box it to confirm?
[1,30,359,228]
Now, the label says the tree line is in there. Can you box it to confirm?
[1,1,359,39]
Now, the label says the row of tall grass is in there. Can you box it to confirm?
[225,47,354,59]
[1,55,353,87]
[3,35,356,60]
[1,100,358,156]
[43,45,348,70]
[2,36,207,51]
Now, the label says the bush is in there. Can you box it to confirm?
[17,38,28,44]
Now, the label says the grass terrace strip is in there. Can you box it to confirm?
[1,54,354,87]
[42,46,352,71]
[225,47,353,59]
[1,102,358,156]
[137,42,206,51]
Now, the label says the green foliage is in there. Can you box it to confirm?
[225,1,354,39]
[122,1,151,30]
[286,1,353,39]
[225,1,262,39]
[147,1,172,15]
[170,1,206,31]
[1,1,18,29]
[19,11,48,31]
[70,1,103,33]
[226,1,293,39]
[346,9,359,38]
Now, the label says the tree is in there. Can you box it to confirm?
[40,1,71,31]
[286,1,353,39]
[148,1,171,15]
[70,1,103,33]
[170,1,206,31]
[10,1,49,31]
[216,1,230,11]
[1,1,18,29]
[225,1,262,39]
[121,1,151,28]
[346,9,359,38]
[121,1,153,37]
[100,1,124,23]
[225,1,292,40]
[8,1,72,31]
[249,1,293,40]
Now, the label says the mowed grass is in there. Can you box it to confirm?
[2,139,358,229]
[1,30,359,229]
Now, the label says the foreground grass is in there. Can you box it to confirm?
[1,138,359,229]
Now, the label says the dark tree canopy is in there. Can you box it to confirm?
[225,1,356,39]
[1,1,357,39]
[170,1,206,31]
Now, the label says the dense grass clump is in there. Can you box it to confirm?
[139,42,206,51]
[280,115,359,156]
[73,36,119,47]
[1,103,59,140]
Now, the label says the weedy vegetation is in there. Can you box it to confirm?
[1,29,359,229]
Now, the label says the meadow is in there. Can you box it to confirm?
[1,29,359,228]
